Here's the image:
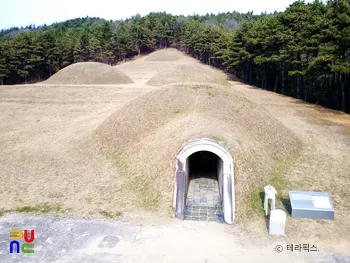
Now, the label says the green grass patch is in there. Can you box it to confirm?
[15,203,63,214]
[250,175,290,216]
[142,192,161,210]
[190,84,212,90]
[111,153,161,211]
[99,210,123,218]
[209,136,224,142]
[115,211,123,217]
[208,92,216,97]
[0,209,4,217]
[124,175,161,211]
[231,94,253,105]
[174,109,181,114]
[249,149,302,217]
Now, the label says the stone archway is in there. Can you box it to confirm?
[173,138,235,224]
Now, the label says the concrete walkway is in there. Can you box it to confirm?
[0,214,349,263]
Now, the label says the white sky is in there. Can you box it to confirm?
[0,0,311,30]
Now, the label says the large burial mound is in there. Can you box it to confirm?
[144,48,183,61]
[96,83,301,217]
[146,63,230,87]
[46,62,133,84]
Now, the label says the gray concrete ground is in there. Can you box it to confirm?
[0,214,349,263]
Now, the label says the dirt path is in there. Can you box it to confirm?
[2,214,348,263]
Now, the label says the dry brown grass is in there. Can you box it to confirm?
[144,48,182,61]
[45,62,133,84]
[146,63,230,87]
[228,81,350,251]
[0,83,156,219]
[1,49,350,253]
[96,83,301,218]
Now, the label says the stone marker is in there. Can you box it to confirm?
[269,209,286,236]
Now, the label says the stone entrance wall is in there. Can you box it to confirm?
[174,138,235,224]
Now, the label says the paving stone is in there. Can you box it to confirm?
[185,174,223,223]
[306,252,350,263]
[98,235,120,248]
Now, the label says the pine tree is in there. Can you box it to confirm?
[0,41,10,85]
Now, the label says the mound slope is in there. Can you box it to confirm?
[146,63,230,87]
[96,83,301,217]
[145,48,182,61]
[46,62,133,84]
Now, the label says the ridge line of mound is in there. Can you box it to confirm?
[46,62,133,85]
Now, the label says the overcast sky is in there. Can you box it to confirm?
[0,0,312,30]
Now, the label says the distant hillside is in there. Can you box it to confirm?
[0,13,257,40]
[0,17,108,39]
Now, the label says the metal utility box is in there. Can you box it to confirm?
[289,191,334,220]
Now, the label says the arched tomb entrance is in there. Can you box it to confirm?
[173,139,235,224]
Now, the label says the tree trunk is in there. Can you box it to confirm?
[0,77,3,85]
[281,64,285,94]
[346,74,349,113]
[296,74,300,99]
[312,74,316,103]
[246,67,249,83]
[340,73,345,112]
[249,61,252,85]
[303,78,307,102]
[261,66,266,89]
[37,67,40,82]
[274,75,279,92]
[242,68,246,83]
[296,51,301,98]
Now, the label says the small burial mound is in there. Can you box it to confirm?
[146,63,230,87]
[96,83,301,217]
[46,62,133,84]
[144,48,183,61]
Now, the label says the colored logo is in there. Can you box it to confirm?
[9,230,35,254]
